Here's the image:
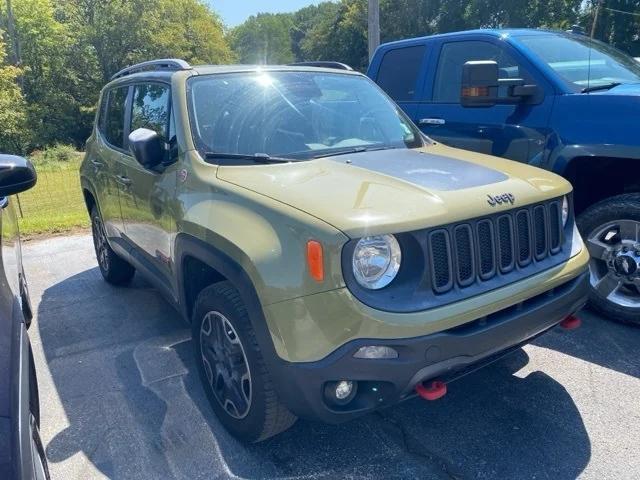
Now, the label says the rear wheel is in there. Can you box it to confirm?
[192,281,296,442]
[578,194,640,325]
[90,207,135,285]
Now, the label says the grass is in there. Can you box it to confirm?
[16,146,89,237]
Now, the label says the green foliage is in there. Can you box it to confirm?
[230,13,295,64]
[0,0,232,154]
[0,35,28,152]
[28,143,82,170]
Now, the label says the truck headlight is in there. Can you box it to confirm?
[352,234,401,289]
[562,196,569,227]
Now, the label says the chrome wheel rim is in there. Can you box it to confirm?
[91,214,109,272]
[200,311,252,419]
[586,219,640,308]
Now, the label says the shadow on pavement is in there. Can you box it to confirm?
[533,308,640,379]
[38,267,591,479]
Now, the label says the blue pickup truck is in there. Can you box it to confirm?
[368,28,640,325]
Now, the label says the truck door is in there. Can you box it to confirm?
[416,38,553,163]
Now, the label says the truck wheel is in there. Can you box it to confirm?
[90,207,135,285]
[577,193,640,325]
[192,281,296,442]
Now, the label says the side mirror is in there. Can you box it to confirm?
[128,128,164,169]
[461,60,540,108]
[0,155,37,196]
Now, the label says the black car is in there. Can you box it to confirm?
[0,155,49,479]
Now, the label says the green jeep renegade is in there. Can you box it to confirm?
[80,59,590,442]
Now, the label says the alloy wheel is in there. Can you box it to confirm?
[199,311,252,419]
[586,219,640,308]
[91,214,109,272]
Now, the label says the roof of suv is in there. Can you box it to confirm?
[106,63,361,89]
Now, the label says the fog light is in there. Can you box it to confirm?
[354,345,398,359]
[335,380,354,400]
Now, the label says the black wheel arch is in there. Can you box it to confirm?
[559,154,640,216]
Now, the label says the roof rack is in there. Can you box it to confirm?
[287,61,353,71]
[110,59,192,81]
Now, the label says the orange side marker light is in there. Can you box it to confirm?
[306,240,324,282]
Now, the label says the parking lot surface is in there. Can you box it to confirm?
[24,234,640,480]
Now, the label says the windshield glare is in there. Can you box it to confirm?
[187,71,423,160]
[519,34,640,91]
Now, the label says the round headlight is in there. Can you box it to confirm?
[352,234,401,289]
[562,196,569,227]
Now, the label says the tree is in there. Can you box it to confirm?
[0,34,28,153]
[230,13,294,64]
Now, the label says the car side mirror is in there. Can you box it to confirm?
[129,128,164,169]
[0,155,37,196]
[461,60,540,108]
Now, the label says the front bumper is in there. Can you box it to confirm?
[267,270,589,423]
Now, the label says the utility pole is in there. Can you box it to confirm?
[590,0,604,38]
[368,0,380,62]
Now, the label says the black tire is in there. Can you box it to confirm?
[90,207,135,285]
[577,193,640,325]
[192,281,296,442]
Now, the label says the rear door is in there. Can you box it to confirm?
[93,86,129,236]
[370,43,429,120]
[416,37,553,163]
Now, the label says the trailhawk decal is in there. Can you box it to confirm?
[333,148,508,192]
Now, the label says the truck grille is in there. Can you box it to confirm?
[428,200,564,294]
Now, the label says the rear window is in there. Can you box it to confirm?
[103,86,128,149]
[376,45,426,102]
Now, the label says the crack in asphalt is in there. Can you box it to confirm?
[374,411,464,480]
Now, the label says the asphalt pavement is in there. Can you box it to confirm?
[24,234,640,480]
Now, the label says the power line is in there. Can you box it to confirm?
[604,6,640,17]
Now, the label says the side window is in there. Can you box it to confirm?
[104,86,128,148]
[432,41,531,103]
[376,45,426,102]
[131,83,170,141]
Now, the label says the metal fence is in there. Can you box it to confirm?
[16,167,89,235]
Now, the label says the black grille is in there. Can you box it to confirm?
[427,199,564,295]
[454,225,474,286]
[429,230,452,292]
[476,220,495,279]
[533,205,547,259]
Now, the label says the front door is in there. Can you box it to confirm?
[417,38,553,164]
[117,82,177,292]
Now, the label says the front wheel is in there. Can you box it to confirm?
[578,194,640,325]
[192,282,296,442]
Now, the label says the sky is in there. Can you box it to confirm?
[208,0,327,27]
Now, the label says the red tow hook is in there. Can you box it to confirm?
[560,314,581,330]
[415,380,447,401]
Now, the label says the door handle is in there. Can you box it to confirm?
[115,175,132,186]
[90,159,103,167]
[419,118,446,126]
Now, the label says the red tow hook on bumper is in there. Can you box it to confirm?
[560,314,581,330]
[415,380,447,401]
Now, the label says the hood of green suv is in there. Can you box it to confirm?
[216,143,572,238]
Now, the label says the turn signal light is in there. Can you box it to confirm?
[306,240,324,282]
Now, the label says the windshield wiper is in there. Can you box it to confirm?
[581,82,622,93]
[311,145,399,159]
[204,152,291,164]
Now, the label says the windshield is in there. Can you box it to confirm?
[519,34,640,92]
[187,71,424,160]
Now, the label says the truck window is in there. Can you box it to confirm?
[377,45,426,102]
[432,41,527,103]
